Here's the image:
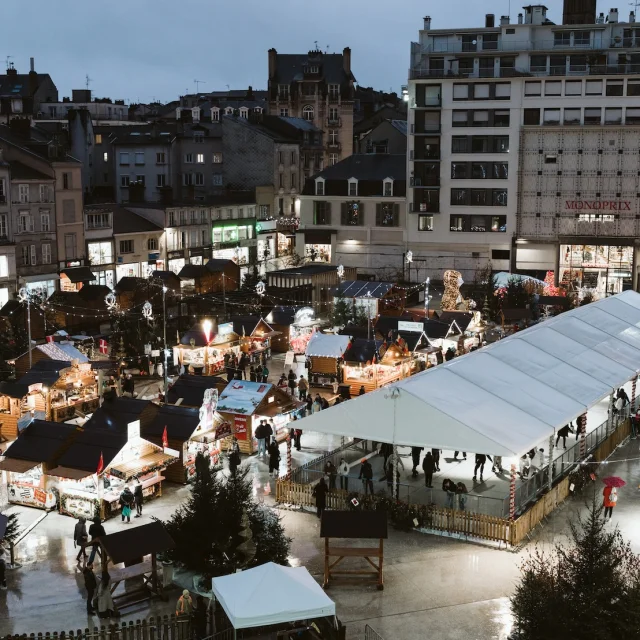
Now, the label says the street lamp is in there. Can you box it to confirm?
[18,287,33,369]
[202,319,213,343]
[162,286,168,399]
[425,277,431,319]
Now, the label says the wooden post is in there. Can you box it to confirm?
[378,537,384,590]
[509,463,516,521]
[579,412,587,459]
[151,552,158,595]
[606,392,614,436]
[547,434,554,492]
[323,537,329,587]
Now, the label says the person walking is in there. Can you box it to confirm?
[228,438,241,475]
[359,385,366,396]
[255,420,267,457]
[96,571,116,618]
[193,595,209,639]
[74,517,88,564]
[456,482,468,511]
[338,458,350,491]
[298,375,308,401]
[312,477,328,518]
[0,549,7,590]
[472,453,492,483]
[312,395,322,413]
[87,516,105,565]
[411,447,424,478]
[287,370,297,396]
[249,365,257,382]
[358,458,374,495]
[324,460,337,490]
[603,485,618,520]
[431,448,441,472]
[422,451,436,488]
[119,486,134,523]
[262,364,269,383]
[83,562,97,614]
[555,423,573,449]
[492,455,503,475]
[305,396,313,416]
[267,440,280,477]
[453,451,467,461]
[293,425,302,451]
[379,443,393,470]
[133,482,143,517]
[176,589,194,618]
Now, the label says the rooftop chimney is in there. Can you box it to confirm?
[597,12,605,22]
[631,10,636,22]
[500,15,510,25]
[30,57,34,73]
[268,48,277,80]
[518,12,523,23]
[562,0,596,25]
[423,16,432,30]
[608,7,619,23]
[343,47,351,76]
[485,14,495,28]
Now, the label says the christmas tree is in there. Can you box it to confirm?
[511,497,640,639]
[163,454,290,584]
[0,512,20,548]
[331,294,352,327]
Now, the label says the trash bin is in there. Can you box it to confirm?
[162,560,174,586]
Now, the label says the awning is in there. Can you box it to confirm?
[108,451,176,480]
[46,465,93,480]
[60,267,96,283]
[0,458,39,473]
[20,273,60,283]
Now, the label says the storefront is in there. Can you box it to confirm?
[305,333,351,387]
[559,244,634,298]
[215,380,302,455]
[168,250,186,275]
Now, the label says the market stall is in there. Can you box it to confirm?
[232,316,280,364]
[49,361,100,422]
[215,380,302,455]
[305,333,351,388]
[265,307,321,354]
[173,323,242,376]
[166,374,227,408]
[0,420,77,510]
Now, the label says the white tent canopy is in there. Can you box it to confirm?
[211,562,336,630]
[305,333,351,358]
[297,290,640,457]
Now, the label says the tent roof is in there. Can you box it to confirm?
[305,333,351,358]
[295,290,640,457]
[211,562,335,630]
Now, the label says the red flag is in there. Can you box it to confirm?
[99,339,108,355]
[96,451,104,475]
[46,335,54,343]
[162,426,168,449]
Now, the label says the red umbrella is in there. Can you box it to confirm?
[602,476,626,488]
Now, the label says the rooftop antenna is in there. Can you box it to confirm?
[314,40,319,50]
[226,84,230,91]
[85,74,92,91]
[194,79,205,93]
[326,44,330,53]
[631,1,640,13]
[4,55,13,70]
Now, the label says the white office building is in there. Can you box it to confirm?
[407,1,640,294]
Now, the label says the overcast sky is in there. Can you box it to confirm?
[2,0,570,103]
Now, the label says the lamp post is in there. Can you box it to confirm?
[162,286,168,399]
[18,287,32,369]
[424,277,430,319]
[405,251,413,284]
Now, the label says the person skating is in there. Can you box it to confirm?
[228,438,241,475]
[492,455,503,475]
[305,395,313,416]
[83,562,97,614]
[359,385,366,396]
[312,395,322,413]
[411,446,424,477]
[324,460,337,490]
[443,478,456,509]
[176,589,194,618]
[267,439,280,477]
[277,373,288,390]
[379,442,393,470]
[133,482,143,517]
[119,486,134,523]
[298,375,308,401]
[263,420,274,452]
[431,448,441,472]
[338,458,350,491]
[422,451,436,488]
[293,423,303,451]
[249,365,256,382]
[472,453,492,482]
[312,477,328,518]
[453,451,467,461]
[74,517,88,563]
[555,423,574,449]
[193,595,209,639]
[603,485,618,520]
[287,369,297,396]
[255,420,267,457]
[358,458,374,495]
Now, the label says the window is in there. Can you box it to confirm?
[212,173,223,186]
[329,83,340,99]
[62,199,76,223]
[626,108,640,124]
[183,173,194,186]
[586,79,602,95]
[279,173,285,189]
[135,175,145,186]
[63,233,75,259]
[543,108,561,125]
[302,105,314,121]
[156,152,165,164]
[313,201,331,225]
[418,215,433,231]
[121,175,130,187]
[383,179,393,197]
[495,83,511,99]
[451,188,467,205]
[492,249,510,260]
[341,202,362,226]
[452,111,468,127]
[315,179,325,196]
[493,162,508,179]
[290,151,296,165]
[348,179,358,197]
[185,153,193,163]
[280,108,289,117]
[119,152,129,165]
[605,107,622,124]
[606,80,624,97]
[471,163,489,179]
[483,33,498,50]
[0,214,7,239]
[18,213,33,233]
[584,108,601,124]
[0,255,7,277]
[239,107,248,119]
[564,108,581,124]
[493,136,509,152]
[18,184,29,203]
[474,83,490,99]
[148,238,158,251]
[291,173,297,189]
[452,136,468,153]
[134,152,144,166]
[470,189,488,206]
[86,212,110,229]
[30,244,37,265]
[329,107,339,123]
[21,246,29,266]
[554,31,571,47]
[39,184,50,202]
[545,81,562,96]
[494,110,510,126]
[195,173,204,186]
[525,81,542,96]
[461,34,477,52]
[573,30,591,45]
[450,215,466,232]
[492,190,508,206]
[627,80,640,96]
[453,84,469,100]
[279,84,290,98]
[42,243,51,264]
[119,240,134,254]
[41,211,50,231]
[565,80,582,96]
[179,210,187,225]
[524,108,540,125]
[211,108,220,122]
[157,174,166,187]
[451,162,468,179]
[376,203,398,227]
[95,134,103,145]
[213,153,222,164]
[478,58,494,78]
[545,154,557,164]
[103,152,108,162]
[329,128,339,143]
[0,179,4,200]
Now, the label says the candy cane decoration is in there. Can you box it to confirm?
[509,463,516,521]
[285,434,292,481]
[579,413,587,459]
[632,376,637,413]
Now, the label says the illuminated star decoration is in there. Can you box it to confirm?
[406,251,413,264]
[142,301,153,321]
[18,287,29,303]
[105,292,118,311]
[337,264,345,279]
[256,281,266,297]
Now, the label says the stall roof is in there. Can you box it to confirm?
[343,339,382,363]
[338,325,370,340]
[144,404,201,441]
[397,331,428,352]
[84,397,155,434]
[0,362,68,398]
[305,333,351,358]
[35,342,88,363]
[53,427,127,473]
[333,280,394,299]
[375,314,415,337]
[265,306,299,326]
[151,270,181,291]
[437,311,474,332]
[178,264,206,279]
[424,319,456,340]
[167,375,226,408]
[100,521,174,565]
[0,458,40,473]
[212,562,335,630]
[1,420,78,464]
[179,324,210,347]
[217,380,273,416]
[232,316,262,337]
[60,266,96,283]
[294,290,640,457]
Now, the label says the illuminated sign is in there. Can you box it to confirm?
[398,321,424,333]
[565,200,631,211]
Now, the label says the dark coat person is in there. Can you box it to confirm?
[133,483,144,517]
[267,441,280,477]
[312,477,329,518]
[83,563,97,614]
[411,446,424,477]
[422,451,436,488]
[358,458,374,495]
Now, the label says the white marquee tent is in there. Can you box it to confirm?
[211,562,336,630]
[298,290,640,457]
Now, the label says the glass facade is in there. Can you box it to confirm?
[559,244,633,297]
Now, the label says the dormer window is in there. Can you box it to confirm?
[383,178,393,197]
[211,107,220,122]
[315,178,325,196]
[305,65,320,74]
[239,107,249,119]
[348,178,358,197]
[254,107,263,114]
[225,107,234,116]
[192,107,200,122]
[175,107,182,120]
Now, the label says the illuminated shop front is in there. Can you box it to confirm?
[559,244,634,297]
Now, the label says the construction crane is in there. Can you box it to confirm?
[194,79,206,93]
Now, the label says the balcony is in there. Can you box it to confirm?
[328,141,341,151]
[411,122,441,135]
[409,192,440,213]
[326,117,341,127]
[410,175,440,187]
[415,38,608,55]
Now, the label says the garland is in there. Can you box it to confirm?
[60,491,101,519]
[108,460,173,481]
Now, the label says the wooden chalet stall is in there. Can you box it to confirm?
[178,259,240,296]
[216,380,302,455]
[46,285,111,335]
[166,374,227,408]
[174,323,242,376]
[13,341,89,379]
[333,280,406,318]
[232,316,280,364]
[305,333,351,388]
[59,265,97,293]
[265,306,321,354]
[47,398,176,519]
[0,420,78,510]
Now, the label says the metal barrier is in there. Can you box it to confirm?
[364,624,385,640]
[290,438,364,484]
[8,511,49,568]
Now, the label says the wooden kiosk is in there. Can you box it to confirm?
[320,510,387,590]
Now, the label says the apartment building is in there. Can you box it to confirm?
[39,89,127,121]
[267,48,355,167]
[297,154,406,273]
[407,0,640,290]
[0,152,16,307]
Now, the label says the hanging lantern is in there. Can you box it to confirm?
[406,251,413,264]
[256,281,266,297]
[337,264,345,279]
[105,292,118,311]
[142,301,153,320]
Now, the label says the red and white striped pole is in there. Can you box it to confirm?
[632,376,637,412]
[579,413,587,459]
[285,434,292,481]
[509,463,516,521]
